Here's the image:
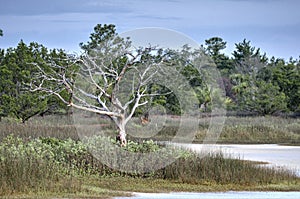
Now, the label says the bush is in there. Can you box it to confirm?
[124,140,161,153]
[0,135,81,194]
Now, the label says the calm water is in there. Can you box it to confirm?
[115,192,300,199]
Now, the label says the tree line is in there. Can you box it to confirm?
[0,25,299,123]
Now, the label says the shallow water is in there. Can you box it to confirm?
[115,192,300,199]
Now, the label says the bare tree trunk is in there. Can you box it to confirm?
[115,116,127,147]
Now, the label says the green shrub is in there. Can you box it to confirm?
[0,135,81,195]
[124,140,161,153]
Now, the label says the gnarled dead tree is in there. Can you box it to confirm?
[29,34,171,146]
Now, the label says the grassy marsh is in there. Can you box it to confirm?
[0,115,299,198]
[1,114,299,145]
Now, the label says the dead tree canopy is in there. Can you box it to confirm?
[29,32,173,146]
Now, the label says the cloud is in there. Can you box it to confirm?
[133,15,181,21]
[0,0,299,59]
[0,0,132,16]
[3,0,300,27]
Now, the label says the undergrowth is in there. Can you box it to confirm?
[0,135,298,196]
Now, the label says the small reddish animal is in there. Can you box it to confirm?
[140,112,150,125]
[140,116,149,125]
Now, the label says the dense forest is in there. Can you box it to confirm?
[0,24,299,123]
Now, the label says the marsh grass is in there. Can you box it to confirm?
[0,115,77,140]
[152,116,300,144]
[1,114,299,144]
[0,134,299,197]
[157,151,298,185]
[218,116,300,144]
[0,114,299,197]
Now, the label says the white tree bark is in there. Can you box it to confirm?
[29,42,170,146]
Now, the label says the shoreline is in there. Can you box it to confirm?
[173,143,300,176]
[114,191,300,199]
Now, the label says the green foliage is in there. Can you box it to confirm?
[234,80,288,115]
[124,139,160,153]
[13,93,48,122]
[228,39,299,115]
[269,59,300,112]
[233,39,268,64]
[205,37,233,75]
[79,24,117,51]
[1,24,299,122]
[0,41,47,121]
[0,135,81,194]
[205,37,227,57]
[0,41,73,122]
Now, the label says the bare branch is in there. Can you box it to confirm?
[125,93,144,124]
[141,91,173,97]
[27,37,175,146]
[69,102,122,118]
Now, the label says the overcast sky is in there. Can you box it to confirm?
[0,0,300,59]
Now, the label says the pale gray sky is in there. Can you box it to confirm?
[0,0,300,59]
